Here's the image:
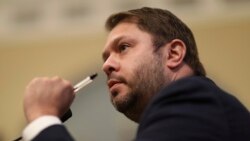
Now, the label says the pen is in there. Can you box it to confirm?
[74,73,98,93]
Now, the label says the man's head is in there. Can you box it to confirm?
[106,7,205,76]
[102,7,205,122]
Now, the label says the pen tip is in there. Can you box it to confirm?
[90,73,98,80]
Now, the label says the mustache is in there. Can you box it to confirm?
[107,73,127,84]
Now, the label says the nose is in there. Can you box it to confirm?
[102,55,119,76]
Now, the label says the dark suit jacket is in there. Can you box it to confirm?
[136,76,250,141]
[33,76,250,141]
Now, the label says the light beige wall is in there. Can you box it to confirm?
[0,19,250,141]
[0,35,105,141]
[192,19,250,107]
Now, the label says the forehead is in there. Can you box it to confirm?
[103,22,152,50]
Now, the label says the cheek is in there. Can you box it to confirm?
[122,61,139,82]
[126,65,147,93]
[120,51,151,85]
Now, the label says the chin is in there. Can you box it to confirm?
[111,94,129,112]
[110,89,131,110]
[111,91,141,122]
[111,93,131,109]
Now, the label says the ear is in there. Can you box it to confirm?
[165,39,186,69]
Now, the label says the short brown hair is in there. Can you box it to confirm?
[105,7,206,76]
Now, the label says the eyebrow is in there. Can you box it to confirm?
[102,50,109,62]
[102,36,124,61]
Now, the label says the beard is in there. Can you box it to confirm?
[110,53,168,122]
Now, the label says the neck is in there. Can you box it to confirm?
[170,63,194,82]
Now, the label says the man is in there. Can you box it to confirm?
[21,7,250,141]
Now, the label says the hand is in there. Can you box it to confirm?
[23,76,75,123]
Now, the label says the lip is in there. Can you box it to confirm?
[107,79,122,89]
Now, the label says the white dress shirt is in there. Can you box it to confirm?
[22,116,62,141]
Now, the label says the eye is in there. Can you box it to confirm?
[118,43,130,52]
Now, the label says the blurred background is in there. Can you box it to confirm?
[0,0,250,141]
